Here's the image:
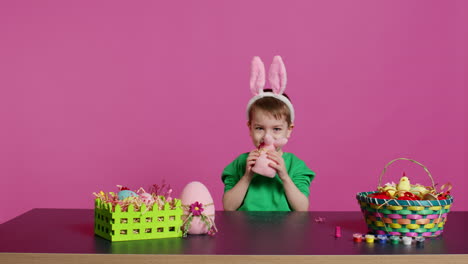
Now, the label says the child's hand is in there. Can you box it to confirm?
[267,150,289,181]
[245,149,260,179]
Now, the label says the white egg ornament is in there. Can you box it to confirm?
[180,181,215,235]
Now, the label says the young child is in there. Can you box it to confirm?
[222,56,316,211]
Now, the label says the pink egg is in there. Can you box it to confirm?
[180,181,215,235]
[139,193,154,204]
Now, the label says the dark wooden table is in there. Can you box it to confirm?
[1,209,467,263]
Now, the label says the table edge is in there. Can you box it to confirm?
[1,253,467,264]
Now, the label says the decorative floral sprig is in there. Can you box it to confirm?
[182,201,217,237]
[149,181,173,202]
[437,182,452,200]
[189,202,204,216]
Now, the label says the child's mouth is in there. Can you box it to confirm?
[258,142,265,149]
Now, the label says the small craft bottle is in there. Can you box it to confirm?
[335,226,341,238]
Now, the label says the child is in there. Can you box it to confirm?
[222,56,316,211]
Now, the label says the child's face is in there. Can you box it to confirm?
[248,109,293,148]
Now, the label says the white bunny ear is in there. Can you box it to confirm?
[250,56,265,95]
[268,55,287,94]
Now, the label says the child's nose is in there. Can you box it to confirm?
[263,133,274,143]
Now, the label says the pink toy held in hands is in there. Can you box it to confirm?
[252,134,287,178]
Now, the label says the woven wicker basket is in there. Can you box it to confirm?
[356,158,454,237]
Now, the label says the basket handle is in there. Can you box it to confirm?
[378,158,436,189]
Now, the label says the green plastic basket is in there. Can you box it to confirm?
[94,198,184,242]
[356,158,454,237]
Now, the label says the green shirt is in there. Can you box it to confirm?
[222,152,316,211]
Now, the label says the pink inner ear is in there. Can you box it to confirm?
[269,56,287,94]
[250,56,265,95]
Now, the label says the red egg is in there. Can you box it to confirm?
[368,192,391,199]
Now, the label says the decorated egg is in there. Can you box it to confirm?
[140,192,154,204]
[118,190,138,200]
[180,181,215,235]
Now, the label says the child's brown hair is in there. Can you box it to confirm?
[248,89,292,126]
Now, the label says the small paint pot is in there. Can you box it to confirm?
[353,233,363,242]
[415,236,425,244]
[402,236,412,245]
[390,236,400,244]
[365,234,375,243]
[377,235,388,243]
[415,236,425,248]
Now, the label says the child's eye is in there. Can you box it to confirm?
[255,127,263,130]
[273,128,282,131]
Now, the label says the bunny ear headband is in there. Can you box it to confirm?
[247,55,295,122]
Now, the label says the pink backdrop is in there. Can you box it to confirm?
[1,0,467,224]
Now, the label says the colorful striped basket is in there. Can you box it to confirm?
[356,158,454,237]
